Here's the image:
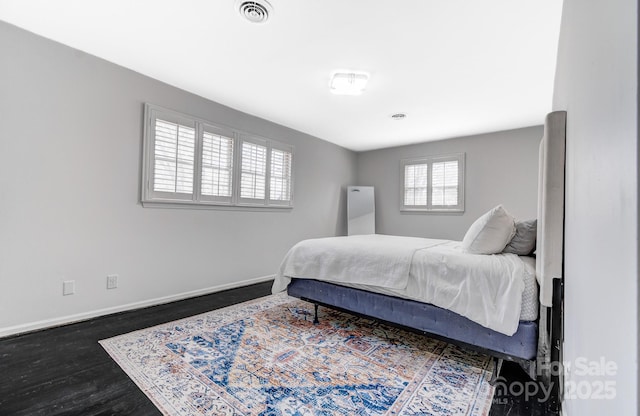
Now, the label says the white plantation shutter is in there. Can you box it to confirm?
[269,148,293,204]
[401,153,464,212]
[152,118,195,197]
[240,140,267,201]
[142,104,294,208]
[201,127,234,202]
[431,160,459,206]
[403,163,428,206]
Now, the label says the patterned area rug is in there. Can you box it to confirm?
[100,293,495,415]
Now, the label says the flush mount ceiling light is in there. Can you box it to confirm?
[330,72,369,95]
[236,0,272,24]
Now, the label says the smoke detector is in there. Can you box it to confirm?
[236,0,273,24]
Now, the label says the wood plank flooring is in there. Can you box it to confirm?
[0,281,555,415]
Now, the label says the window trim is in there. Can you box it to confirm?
[400,153,465,213]
[141,103,294,210]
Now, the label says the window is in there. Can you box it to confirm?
[142,104,293,209]
[400,153,464,212]
[200,125,234,203]
[270,147,293,202]
[239,140,267,201]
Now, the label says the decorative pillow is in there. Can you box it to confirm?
[503,219,537,255]
[461,205,516,254]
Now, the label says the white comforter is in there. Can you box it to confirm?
[272,234,528,336]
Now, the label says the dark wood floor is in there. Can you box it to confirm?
[0,281,555,415]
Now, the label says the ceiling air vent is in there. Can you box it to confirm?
[237,0,272,24]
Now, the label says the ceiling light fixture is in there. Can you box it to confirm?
[330,72,369,95]
[236,0,272,24]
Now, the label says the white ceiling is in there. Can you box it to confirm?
[0,0,563,151]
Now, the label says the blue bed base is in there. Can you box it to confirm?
[287,278,538,365]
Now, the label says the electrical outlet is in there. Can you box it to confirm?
[63,280,75,296]
[107,274,118,290]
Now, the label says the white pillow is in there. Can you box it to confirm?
[462,205,516,254]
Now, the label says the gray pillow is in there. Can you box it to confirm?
[502,219,537,255]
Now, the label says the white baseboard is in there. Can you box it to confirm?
[0,274,274,338]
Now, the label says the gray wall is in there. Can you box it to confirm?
[552,0,638,414]
[356,126,542,240]
[0,22,357,334]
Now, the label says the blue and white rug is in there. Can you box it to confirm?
[100,293,495,415]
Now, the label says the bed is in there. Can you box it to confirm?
[273,235,539,368]
[272,111,566,393]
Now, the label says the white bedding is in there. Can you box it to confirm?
[273,234,535,336]
[272,234,445,292]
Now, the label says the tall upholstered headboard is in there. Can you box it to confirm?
[536,111,567,307]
